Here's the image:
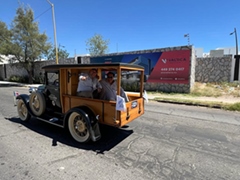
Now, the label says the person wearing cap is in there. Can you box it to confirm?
[99,72,128,101]
[77,69,102,98]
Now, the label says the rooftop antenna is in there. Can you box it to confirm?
[184,33,190,46]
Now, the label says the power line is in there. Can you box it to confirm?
[34,7,51,21]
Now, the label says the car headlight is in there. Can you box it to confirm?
[29,87,37,93]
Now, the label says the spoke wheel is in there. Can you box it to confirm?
[29,92,46,116]
[17,99,30,121]
[68,111,91,143]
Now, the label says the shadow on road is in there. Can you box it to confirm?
[6,117,133,154]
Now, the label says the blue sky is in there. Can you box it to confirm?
[1,0,240,57]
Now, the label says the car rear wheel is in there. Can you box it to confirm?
[17,99,30,121]
[68,111,91,143]
[29,92,46,116]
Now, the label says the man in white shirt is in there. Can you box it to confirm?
[77,69,102,98]
[99,72,128,101]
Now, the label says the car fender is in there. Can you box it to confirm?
[64,106,99,141]
[16,94,35,116]
[64,106,97,126]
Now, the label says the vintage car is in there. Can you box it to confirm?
[16,63,145,143]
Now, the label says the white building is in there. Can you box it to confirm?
[216,47,236,56]
[0,55,11,64]
[210,49,224,57]
[194,48,204,57]
[195,47,236,57]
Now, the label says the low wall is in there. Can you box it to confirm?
[0,64,4,80]
[0,58,76,80]
[144,83,191,93]
[195,56,232,82]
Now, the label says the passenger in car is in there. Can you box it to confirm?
[99,72,128,101]
[76,69,102,98]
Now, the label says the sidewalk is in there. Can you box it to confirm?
[0,81,41,88]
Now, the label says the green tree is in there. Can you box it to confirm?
[0,21,12,62]
[47,44,69,60]
[86,33,109,56]
[0,3,51,83]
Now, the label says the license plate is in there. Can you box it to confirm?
[131,101,138,109]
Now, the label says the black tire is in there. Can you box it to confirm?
[68,111,91,143]
[29,92,46,116]
[17,99,30,121]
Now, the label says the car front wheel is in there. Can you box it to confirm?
[68,111,91,143]
[17,99,30,121]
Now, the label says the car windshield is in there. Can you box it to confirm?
[46,71,59,85]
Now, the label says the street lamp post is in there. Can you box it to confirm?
[230,28,239,81]
[46,0,58,64]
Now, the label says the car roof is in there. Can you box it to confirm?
[42,63,144,71]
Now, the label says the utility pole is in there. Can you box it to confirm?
[230,28,239,80]
[47,0,58,64]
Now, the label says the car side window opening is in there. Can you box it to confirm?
[121,70,140,92]
[46,71,59,86]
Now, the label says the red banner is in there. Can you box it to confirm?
[147,50,190,84]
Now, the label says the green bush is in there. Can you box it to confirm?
[33,73,44,84]
[9,75,28,83]
[224,102,240,111]
[33,75,40,84]
[9,75,44,84]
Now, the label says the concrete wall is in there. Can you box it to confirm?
[0,48,234,93]
[0,58,76,81]
[195,56,232,82]
[0,64,4,80]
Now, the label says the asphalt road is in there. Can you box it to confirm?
[1,86,240,180]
